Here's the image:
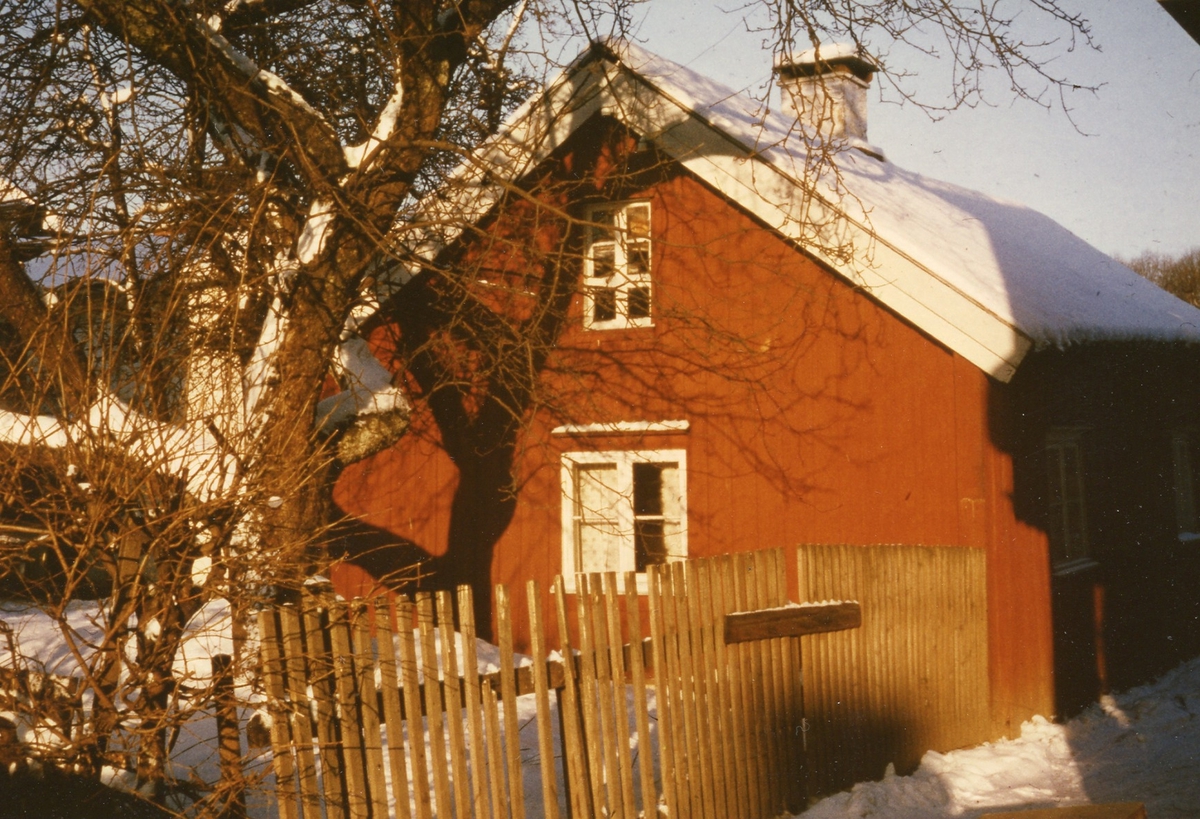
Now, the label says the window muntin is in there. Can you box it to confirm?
[584,202,653,330]
[1045,430,1090,568]
[561,449,686,591]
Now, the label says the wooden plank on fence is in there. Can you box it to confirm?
[687,559,726,819]
[575,575,608,818]
[459,585,492,819]
[646,566,679,819]
[668,561,703,819]
[601,574,638,819]
[554,578,594,819]
[302,598,346,819]
[417,594,454,819]
[769,550,805,815]
[350,604,391,819]
[396,598,433,819]
[699,560,737,819]
[374,604,413,819]
[482,680,507,819]
[738,553,773,813]
[526,581,561,819]
[724,602,862,643]
[328,604,371,819]
[622,572,657,819]
[436,590,473,819]
[258,610,299,819]
[495,584,527,819]
[278,607,322,819]
[719,556,752,819]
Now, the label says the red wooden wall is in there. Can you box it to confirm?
[333,129,1056,738]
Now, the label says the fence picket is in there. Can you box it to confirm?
[258,551,837,819]
[701,560,737,819]
[495,585,527,819]
[600,574,637,819]
[302,598,346,819]
[526,581,561,819]
[350,604,392,819]
[646,566,679,819]
[621,572,657,819]
[258,609,299,819]
[326,604,370,819]
[458,586,492,819]
[436,590,473,818]
[553,578,593,819]
[575,575,608,817]
[482,680,508,819]
[394,598,432,819]
[417,594,453,819]
[681,560,719,817]
[373,604,413,819]
[665,562,701,819]
[278,606,322,819]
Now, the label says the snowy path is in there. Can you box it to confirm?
[799,655,1200,819]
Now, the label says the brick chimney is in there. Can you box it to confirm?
[775,43,878,143]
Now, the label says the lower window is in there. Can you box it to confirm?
[560,449,687,592]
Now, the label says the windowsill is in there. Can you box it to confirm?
[1052,557,1099,577]
[582,320,654,332]
[552,420,689,437]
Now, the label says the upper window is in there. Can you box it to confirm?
[583,202,652,330]
[1045,429,1090,570]
[1171,431,1200,540]
[560,449,686,591]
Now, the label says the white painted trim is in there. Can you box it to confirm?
[552,420,690,436]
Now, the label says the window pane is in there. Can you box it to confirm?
[591,208,617,242]
[1046,440,1087,564]
[635,519,666,570]
[626,204,650,238]
[633,463,663,515]
[576,464,622,574]
[634,463,677,569]
[593,288,617,322]
[627,242,650,276]
[591,244,615,278]
[627,286,651,319]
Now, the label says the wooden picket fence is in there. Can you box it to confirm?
[257,549,820,819]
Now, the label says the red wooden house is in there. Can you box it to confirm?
[331,41,1200,735]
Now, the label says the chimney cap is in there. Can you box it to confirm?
[775,43,877,82]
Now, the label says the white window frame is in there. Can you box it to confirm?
[583,201,653,331]
[560,449,687,593]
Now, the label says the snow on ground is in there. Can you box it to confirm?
[799,655,1200,819]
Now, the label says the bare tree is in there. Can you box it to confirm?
[1123,248,1200,309]
[0,0,1095,808]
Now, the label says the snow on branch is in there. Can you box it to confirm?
[316,336,410,432]
[0,398,237,501]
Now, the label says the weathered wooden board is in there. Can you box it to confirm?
[723,602,862,644]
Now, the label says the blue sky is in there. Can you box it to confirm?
[596,0,1200,259]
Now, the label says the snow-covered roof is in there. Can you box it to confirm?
[432,40,1200,382]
